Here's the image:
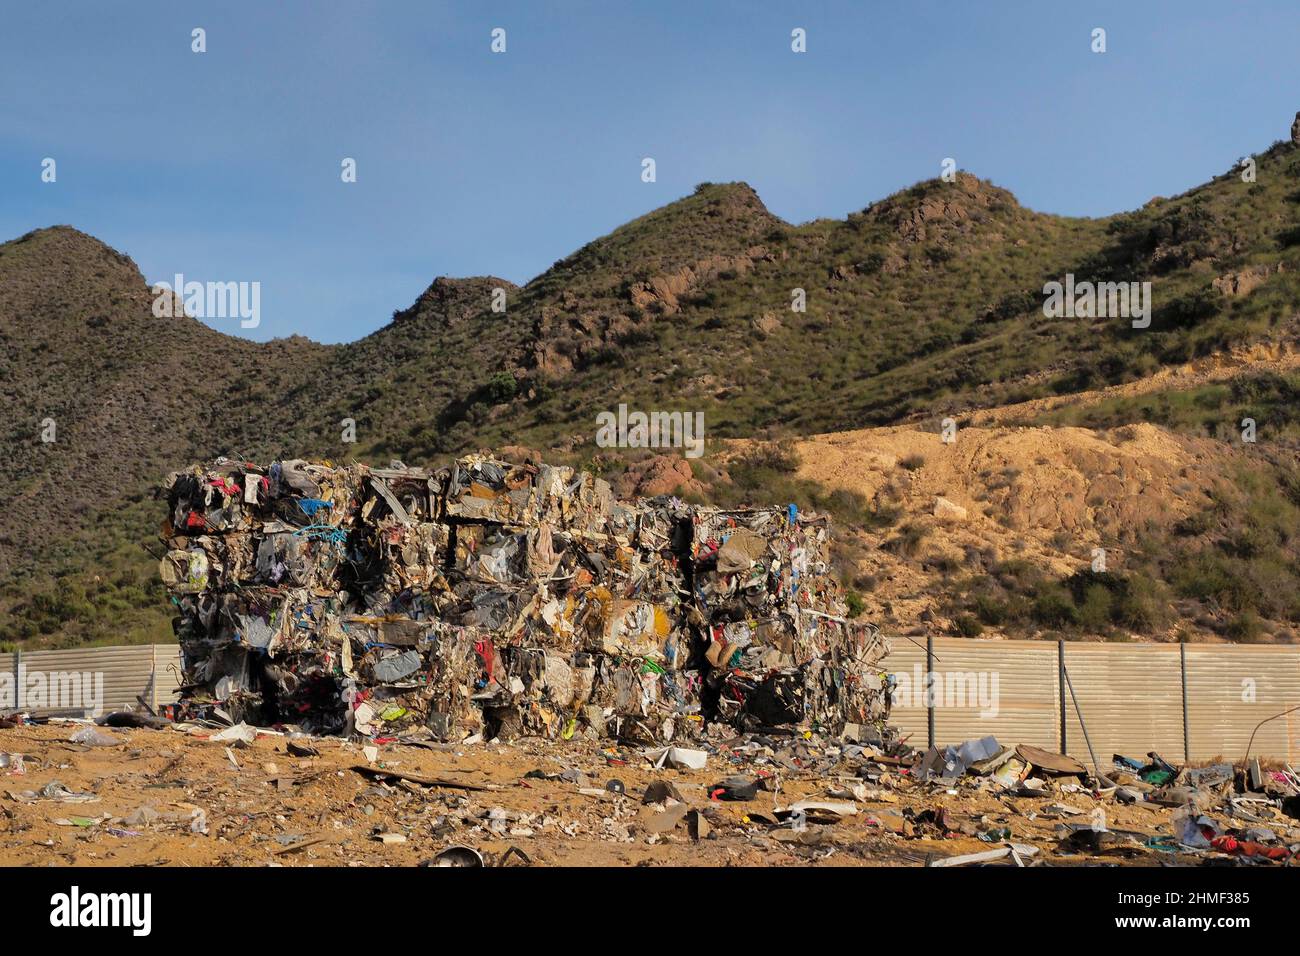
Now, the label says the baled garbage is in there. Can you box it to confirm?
[158,454,892,743]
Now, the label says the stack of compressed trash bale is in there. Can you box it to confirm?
[158,453,892,744]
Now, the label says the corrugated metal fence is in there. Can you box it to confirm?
[3,639,1297,761]
[887,636,1300,764]
[0,644,181,716]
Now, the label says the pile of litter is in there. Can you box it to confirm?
[5,715,1297,867]
[902,734,1300,864]
[158,454,891,743]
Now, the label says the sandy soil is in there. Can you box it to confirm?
[0,722,1268,868]
[771,420,1239,639]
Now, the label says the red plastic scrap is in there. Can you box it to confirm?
[474,639,495,682]
[1210,836,1292,861]
[208,477,241,496]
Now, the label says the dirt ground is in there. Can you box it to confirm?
[1,721,1277,868]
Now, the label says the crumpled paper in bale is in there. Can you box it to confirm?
[160,454,892,743]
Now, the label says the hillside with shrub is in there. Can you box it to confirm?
[5,128,1300,647]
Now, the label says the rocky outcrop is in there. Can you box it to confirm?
[1213,262,1283,297]
[864,173,1013,245]
[614,455,706,499]
[933,497,968,522]
[628,249,766,315]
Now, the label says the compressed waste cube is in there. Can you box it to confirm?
[159,453,892,743]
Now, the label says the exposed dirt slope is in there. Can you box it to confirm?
[759,418,1295,644]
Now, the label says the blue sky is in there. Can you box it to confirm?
[3,1,1298,343]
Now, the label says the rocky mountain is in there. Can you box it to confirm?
[5,125,1300,648]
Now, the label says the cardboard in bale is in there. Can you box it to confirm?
[159,454,892,744]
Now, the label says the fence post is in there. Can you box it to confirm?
[926,632,935,750]
[1058,639,1067,755]
[1180,641,1190,763]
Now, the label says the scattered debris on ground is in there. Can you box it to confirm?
[2,716,1296,867]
